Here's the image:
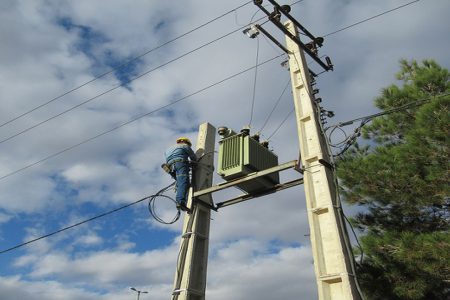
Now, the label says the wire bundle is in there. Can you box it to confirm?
[147,182,181,224]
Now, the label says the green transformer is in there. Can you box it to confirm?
[217,127,280,194]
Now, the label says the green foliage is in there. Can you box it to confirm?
[337,60,450,299]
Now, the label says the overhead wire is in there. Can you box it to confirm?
[248,36,260,127]
[0,15,269,146]
[323,0,421,37]
[0,54,284,182]
[148,182,180,225]
[258,78,291,133]
[0,181,178,254]
[0,0,425,180]
[0,0,254,130]
[0,151,218,254]
[267,107,295,140]
[262,0,423,140]
[326,92,450,157]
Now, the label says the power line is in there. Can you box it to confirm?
[0,182,179,254]
[323,0,421,37]
[0,54,284,182]
[267,107,295,140]
[0,1,253,130]
[326,93,449,130]
[258,78,291,133]
[326,93,450,156]
[261,1,424,139]
[248,36,260,127]
[0,0,425,179]
[0,16,268,146]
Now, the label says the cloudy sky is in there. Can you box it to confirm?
[0,0,449,299]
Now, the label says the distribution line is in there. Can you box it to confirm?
[262,0,423,139]
[258,78,291,133]
[0,1,253,129]
[0,55,283,182]
[0,195,150,254]
[0,0,424,180]
[325,92,450,131]
[248,36,260,127]
[267,107,295,140]
[0,16,267,146]
[0,181,178,254]
[323,0,421,37]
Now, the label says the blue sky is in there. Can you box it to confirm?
[0,0,449,299]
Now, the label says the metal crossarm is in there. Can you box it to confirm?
[193,160,300,199]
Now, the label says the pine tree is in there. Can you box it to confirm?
[336,60,450,300]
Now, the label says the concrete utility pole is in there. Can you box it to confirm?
[172,123,216,300]
[284,21,361,300]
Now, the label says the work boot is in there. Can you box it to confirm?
[177,202,190,212]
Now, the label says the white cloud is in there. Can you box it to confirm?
[0,0,449,299]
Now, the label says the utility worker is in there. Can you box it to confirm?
[164,137,197,211]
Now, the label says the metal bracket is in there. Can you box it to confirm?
[318,158,335,170]
[216,178,304,209]
[253,0,332,71]
[192,160,303,210]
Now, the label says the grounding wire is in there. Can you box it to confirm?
[0,181,178,254]
[0,54,284,182]
[0,15,269,146]
[0,1,254,130]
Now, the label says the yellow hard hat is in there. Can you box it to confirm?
[176,137,192,146]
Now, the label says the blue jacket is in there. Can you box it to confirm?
[165,144,197,165]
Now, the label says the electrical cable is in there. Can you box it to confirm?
[0,16,270,146]
[267,107,295,140]
[266,52,312,141]
[248,36,260,127]
[0,1,254,130]
[323,0,421,37]
[258,78,291,133]
[341,209,364,265]
[0,54,284,182]
[0,181,178,254]
[0,150,216,254]
[1,0,425,180]
[148,182,180,225]
[253,0,425,138]
[325,93,450,157]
